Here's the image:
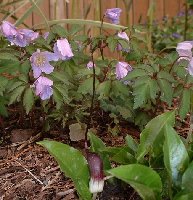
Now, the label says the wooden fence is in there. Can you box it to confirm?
[1,0,186,28]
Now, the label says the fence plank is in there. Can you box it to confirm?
[0,0,188,28]
[32,0,50,29]
[164,0,180,17]
[155,0,164,21]
[133,0,149,24]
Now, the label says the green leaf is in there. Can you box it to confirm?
[53,89,63,109]
[37,140,91,200]
[0,52,19,61]
[52,24,68,37]
[20,60,31,74]
[8,85,26,105]
[53,84,70,103]
[0,60,20,74]
[88,131,111,171]
[107,36,118,52]
[69,25,83,35]
[111,80,129,97]
[163,125,189,186]
[158,79,173,106]
[97,80,111,99]
[174,192,193,200]
[108,164,162,200]
[50,71,69,85]
[111,147,136,164]
[0,76,8,95]
[182,161,193,192]
[116,105,132,119]
[136,111,175,161]
[124,68,147,80]
[23,87,34,114]
[125,135,138,153]
[179,89,190,119]
[7,81,24,93]
[118,38,130,50]
[133,76,159,109]
[157,71,175,82]
[78,78,98,95]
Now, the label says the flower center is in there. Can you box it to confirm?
[35,54,46,67]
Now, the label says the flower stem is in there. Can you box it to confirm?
[84,53,96,150]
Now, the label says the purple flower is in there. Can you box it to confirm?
[105,8,122,24]
[0,21,18,45]
[0,21,39,47]
[115,61,132,80]
[176,41,193,61]
[43,32,49,39]
[30,49,57,78]
[53,38,74,61]
[19,29,39,42]
[33,76,53,100]
[117,31,130,52]
[86,152,104,193]
[177,11,185,17]
[172,33,181,39]
[86,61,95,70]
[188,58,193,76]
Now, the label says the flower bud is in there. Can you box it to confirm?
[86,152,104,193]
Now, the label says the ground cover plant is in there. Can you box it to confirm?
[1,0,193,200]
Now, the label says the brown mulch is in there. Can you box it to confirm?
[0,141,78,200]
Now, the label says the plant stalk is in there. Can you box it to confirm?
[84,53,96,150]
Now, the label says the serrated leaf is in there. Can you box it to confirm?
[118,38,130,50]
[78,78,98,95]
[116,105,132,119]
[9,85,26,105]
[20,60,31,74]
[133,77,159,109]
[96,80,111,99]
[0,60,20,74]
[124,68,147,80]
[37,140,91,200]
[23,87,34,114]
[136,111,175,161]
[111,80,129,97]
[108,164,162,200]
[163,125,189,186]
[179,89,190,119]
[69,25,83,35]
[0,76,8,95]
[54,84,70,103]
[107,36,118,52]
[157,71,175,82]
[7,81,25,93]
[52,25,68,37]
[53,89,63,109]
[139,64,155,74]
[50,71,69,85]
[0,52,18,61]
[158,79,173,106]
